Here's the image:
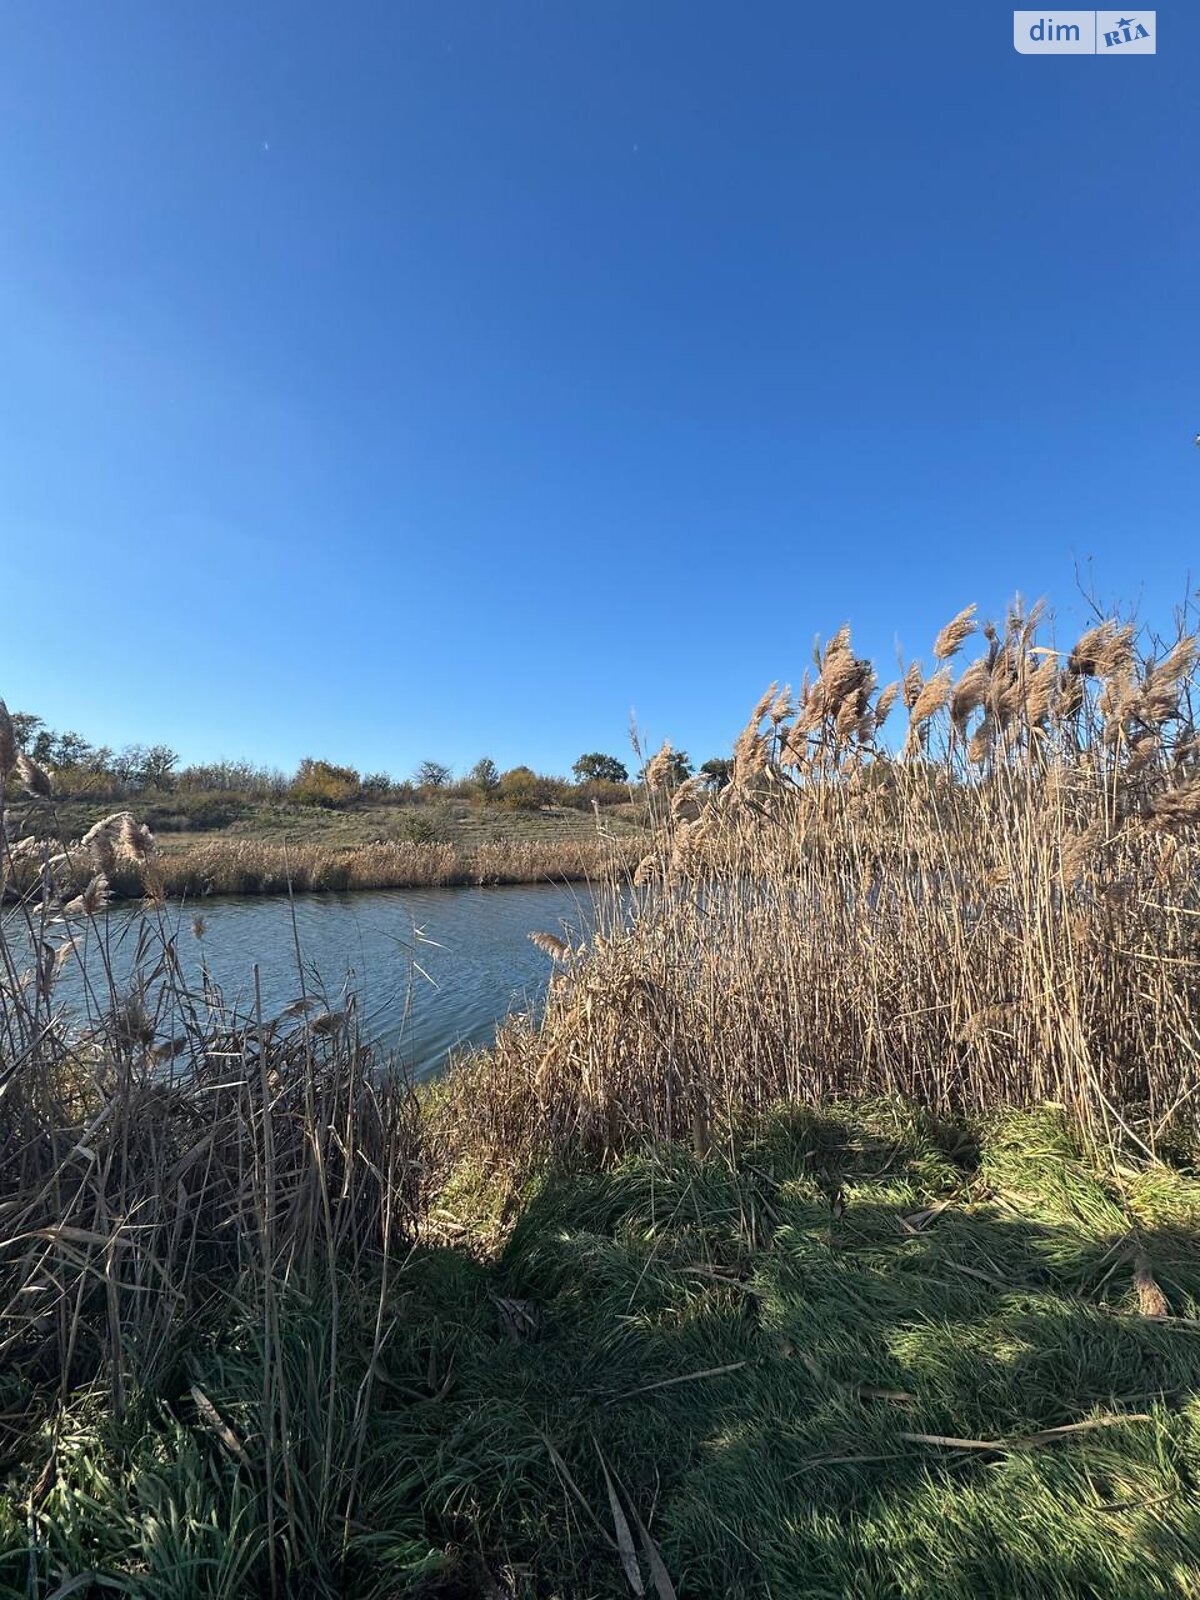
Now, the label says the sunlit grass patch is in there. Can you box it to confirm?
[9,1106,1199,1597]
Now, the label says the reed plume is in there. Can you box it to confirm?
[15,750,51,798]
[642,741,676,791]
[933,603,977,660]
[908,667,953,727]
[529,930,571,963]
[445,593,1200,1172]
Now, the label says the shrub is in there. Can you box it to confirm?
[393,812,442,845]
[496,765,545,810]
[575,778,629,808]
[361,771,399,800]
[142,793,246,832]
[290,757,362,808]
[465,757,501,797]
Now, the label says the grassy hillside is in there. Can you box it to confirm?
[32,795,648,896]
[51,792,647,848]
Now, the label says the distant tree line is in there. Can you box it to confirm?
[7,713,185,794]
[3,708,734,815]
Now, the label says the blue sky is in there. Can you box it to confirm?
[1,3,1196,777]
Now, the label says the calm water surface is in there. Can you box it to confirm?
[52,884,595,1078]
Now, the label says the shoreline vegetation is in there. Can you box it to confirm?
[5,595,1200,1596]
[1,805,645,901]
[0,786,649,900]
[109,833,633,898]
[0,721,657,901]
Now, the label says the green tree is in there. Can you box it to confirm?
[572,752,628,785]
[699,757,733,790]
[466,757,501,795]
[111,745,147,785]
[51,730,94,769]
[9,712,43,751]
[414,760,452,790]
[139,745,179,790]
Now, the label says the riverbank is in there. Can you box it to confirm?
[6,1097,1199,1599]
[26,793,645,897]
[6,600,1200,1595]
[125,833,635,896]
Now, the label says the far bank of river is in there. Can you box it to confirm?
[123,833,633,897]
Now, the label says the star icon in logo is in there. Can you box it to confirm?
[1116,15,1136,25]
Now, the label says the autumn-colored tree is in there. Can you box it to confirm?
[291,758,362,808]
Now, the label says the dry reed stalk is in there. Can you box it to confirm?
[902,662,924,710]
[767,686,793,723]
[1023,655,1060,727]
[950,659,990,733]
[527,930,566,963]
[0,801,425,1470]
[439,595,1200,1175]
[1132,1250,1170,1318]
[1147,780,1200,832]
[874,680,901,729]
[0,700,14,777]
[908,669,953,727]
[63,872,110,917]
[16,751,52,798]
[118,815,156,862]
[48,835,627,900]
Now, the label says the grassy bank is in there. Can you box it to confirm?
[5,597,1200,1595]
[5,1101,1200,1598]
[15,794,645,897]
[48,792,647,852]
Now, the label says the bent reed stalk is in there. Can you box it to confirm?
[445,598,1200,1171]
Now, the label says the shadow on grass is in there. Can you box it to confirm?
[6,1104,1200,1600]
[398,1105,1200,1599]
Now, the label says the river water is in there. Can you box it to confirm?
[41,883,595,1079]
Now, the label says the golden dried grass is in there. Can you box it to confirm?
[442,599,1200,1174]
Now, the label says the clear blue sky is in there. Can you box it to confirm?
[2,3,1196,777]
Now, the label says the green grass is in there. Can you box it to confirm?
[51,794,646,851]
[5,1104,1200,1598]
[31,794,646,896]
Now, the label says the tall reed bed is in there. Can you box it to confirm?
[0,721,424,1590]
[40,833,629,898]
[445,600,1200,1171]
